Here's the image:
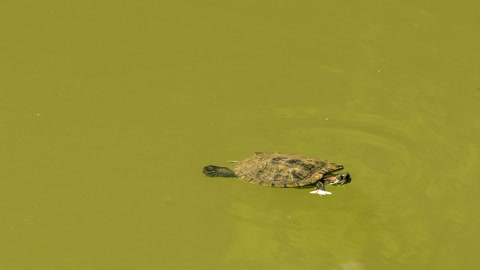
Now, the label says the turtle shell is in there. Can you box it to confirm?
[234,152,342,187]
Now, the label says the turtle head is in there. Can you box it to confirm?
[322,173,351,186]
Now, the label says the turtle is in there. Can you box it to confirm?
[202,152,351,195]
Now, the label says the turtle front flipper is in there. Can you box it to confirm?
[203,165,237,177]
[310,180,332,195]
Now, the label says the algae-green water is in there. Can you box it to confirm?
[1,1,479,269]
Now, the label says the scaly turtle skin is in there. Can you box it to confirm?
[203,152,351,195]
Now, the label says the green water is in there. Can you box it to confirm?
[1,1,479,269]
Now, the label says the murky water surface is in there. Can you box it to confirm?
[1,1,479,269]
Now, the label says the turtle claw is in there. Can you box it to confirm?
[309,190,332,196]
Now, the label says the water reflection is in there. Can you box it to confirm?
[220,94,478,268]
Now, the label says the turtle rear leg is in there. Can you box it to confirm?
[203,165,237,177]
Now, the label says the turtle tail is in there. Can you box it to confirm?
[203,165,237,177]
